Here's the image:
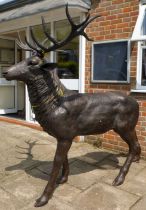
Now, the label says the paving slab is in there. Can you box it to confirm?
[54,183,81,203]
[0,171,48,206]
[116,166,146,197]
[118,178,146,198]
[131,196,146,210]
[0,121,146,210]
[73,183,140,210]
[0,187,24,210]
[22,197,74,210]
[68,167,97,190]
[99,158,146,187]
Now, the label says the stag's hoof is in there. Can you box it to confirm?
[57,176,68,184]
[34,194,49,207]
[133,155,140,163]
[112,176,124,186]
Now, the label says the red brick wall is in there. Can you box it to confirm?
[85,0,146,158]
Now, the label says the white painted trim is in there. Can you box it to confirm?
[130,2,146,90]
[136,43,146,90]
[25,85,30,121]
[79,14,86,93]
[131,4,146,41]
[0,8,84,34]
[131,89,146,93]
[136,42,142,89]
[25,28,32,122]
[60,79,79,90]
[78,13,86,142]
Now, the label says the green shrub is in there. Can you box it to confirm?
[58,61,78,77]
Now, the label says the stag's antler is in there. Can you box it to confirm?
[17,4,100,56]
[16,31,32,51]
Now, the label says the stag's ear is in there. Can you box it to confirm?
[41,62,58,71]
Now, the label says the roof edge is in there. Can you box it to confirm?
[0,0,91,13]
[0,0,42,12]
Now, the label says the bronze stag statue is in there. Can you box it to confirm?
[3,5,141,207]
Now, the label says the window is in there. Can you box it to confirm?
[92,40,129,83]
[55,18,79,79]
[131,3,146,90]
[31,23,51,61]
[136,44,146,89]
[0,38,15,78]
[131,5,146,41]
[142,48,146,86]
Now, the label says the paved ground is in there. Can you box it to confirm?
[0,121,146,210]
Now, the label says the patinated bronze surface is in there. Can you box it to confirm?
[3,5,141,207]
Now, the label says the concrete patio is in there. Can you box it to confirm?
[0,121,146,210]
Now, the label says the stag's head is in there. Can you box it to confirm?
[3,53,58,83]
[3,5,100,83]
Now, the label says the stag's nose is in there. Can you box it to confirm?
[2,71,8,77]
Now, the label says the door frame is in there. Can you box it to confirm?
[0,36,17,114]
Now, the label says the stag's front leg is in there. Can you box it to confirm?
[57,155,69,184]
[34,140,72,207]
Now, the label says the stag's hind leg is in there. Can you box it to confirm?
[113,129,141,186]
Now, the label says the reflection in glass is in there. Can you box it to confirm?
[93,41,128,82]
[141,12,146,35]
[0,38,15,78]
[55,18,79,79]
[0,86,15,109]
[142,49,146,86]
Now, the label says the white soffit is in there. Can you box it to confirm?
[0,0,90,23]
[0,0,91,33]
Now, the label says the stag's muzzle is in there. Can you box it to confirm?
[2,66,16,81]
[2,70,9,79]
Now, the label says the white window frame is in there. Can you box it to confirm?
[136,42,146,90]
[131,3,146,91]
[131,4,146,41]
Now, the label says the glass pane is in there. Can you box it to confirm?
[55,18,79,79]
[93,41,128,82]
[141,11,146,35]
[142,49,146,86]
[0,86,15,109]
[0,65,11,78]
[0,38,15,78]
[32,24,51,60]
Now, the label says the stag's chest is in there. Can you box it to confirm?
[34,105,68,133]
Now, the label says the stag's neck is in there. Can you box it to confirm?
[27,72,65,115]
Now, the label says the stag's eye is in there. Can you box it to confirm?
[28,59,39,66]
